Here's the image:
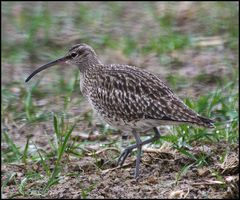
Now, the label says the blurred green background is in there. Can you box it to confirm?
[2,2,238,78]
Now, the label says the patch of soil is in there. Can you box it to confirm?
[2,141,238,199]
[85,142,238,199]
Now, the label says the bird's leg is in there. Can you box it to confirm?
[132,130,142,180]
[152,127,161,141]
[117,127,160,167]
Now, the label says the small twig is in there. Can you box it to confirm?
[101,162,133,174]
[183,187,190,199]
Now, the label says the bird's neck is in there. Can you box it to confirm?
[77,55,102,73]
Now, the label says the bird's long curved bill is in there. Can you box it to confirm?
[25,56,71,82]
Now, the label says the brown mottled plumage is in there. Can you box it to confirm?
[26,43,214,179]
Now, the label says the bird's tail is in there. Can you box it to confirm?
[197,116,215,128]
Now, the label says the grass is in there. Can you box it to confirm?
[44,114,76,191]
[2,130,22,162]
[2,114,76,197]
[1,1,238,198]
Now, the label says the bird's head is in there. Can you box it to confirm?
[25,43,100,82]
[66,43,98,65]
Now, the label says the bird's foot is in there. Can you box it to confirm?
[117,145,135,166]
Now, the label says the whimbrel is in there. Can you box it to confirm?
[26,43,214,179]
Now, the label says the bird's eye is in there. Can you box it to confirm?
[71,52,77,58]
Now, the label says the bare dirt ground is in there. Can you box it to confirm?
[2,140,238,199]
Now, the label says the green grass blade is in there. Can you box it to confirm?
[57,123,76,162]
[34,143,51,177]
[2,130,21,160]
[22,137,30,165]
